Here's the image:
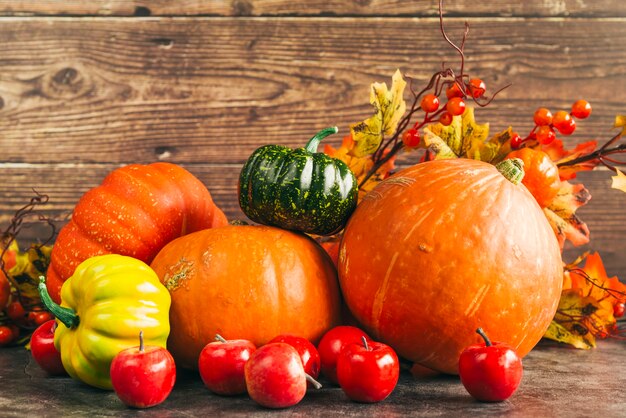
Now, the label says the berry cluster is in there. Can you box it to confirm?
[401,78,489,149]
[511,100,592,149]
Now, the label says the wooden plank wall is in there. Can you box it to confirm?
[1,1,625,274]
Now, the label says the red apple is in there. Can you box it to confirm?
[198,334,256,395]
[269,334,320,379]
[459,328,523,402]
[245,342,309,408]
[110,331,176,408]
[30,320,66,376]
[317,325,370,384]
[336,337,400,403]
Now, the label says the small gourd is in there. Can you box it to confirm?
[238,127,357,235]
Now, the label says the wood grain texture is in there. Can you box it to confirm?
[0,18,624,166]
[1,163,624,275]
[0,0,625,17]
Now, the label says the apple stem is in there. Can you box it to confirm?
[362,336,370,351]
[139,330,144,352]
[215,334,227,343]
[305,373,323,390]
[476,328,492,347]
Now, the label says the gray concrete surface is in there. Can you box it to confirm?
[0,339,624,417]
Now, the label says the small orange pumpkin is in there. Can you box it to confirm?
[46,163,228,303]
[338,158,562,374]
[150,225,341,369]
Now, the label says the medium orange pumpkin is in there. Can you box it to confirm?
[150,225,341,369]
[46,162,228,303]
[338,158,562,374]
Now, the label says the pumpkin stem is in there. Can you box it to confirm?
[495,158,525,185]
[305,127,339,153]
[38,276,80,329]
[476,328,492,347]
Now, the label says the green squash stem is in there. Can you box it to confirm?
[305,127,339,153]
[38,276,80,329]
[495,158,525,185]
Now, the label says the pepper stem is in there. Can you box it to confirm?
[495,158,525,185]
[38,276,79,329]
[476,328,492,347]
[362,336,370,351]
[305,127,339,153]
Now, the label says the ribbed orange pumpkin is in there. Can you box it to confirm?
[338,158,563,374]
[47,162,228,303]
[150,225,341,369]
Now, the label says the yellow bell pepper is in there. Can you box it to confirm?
[39,254,171,390]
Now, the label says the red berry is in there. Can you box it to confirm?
[510,132,523,149]
[614,303,625,318]
[552,111,573,133]
[571,100,591,119]
[558,117,576,135]
[536,126,556,145]
[402,129,420,148]
[446,83,464,99]
[533,108,553,126]
[468,78,486,98]
[446,97,466,116]
[420,94,440,113]
[439,112,453,126]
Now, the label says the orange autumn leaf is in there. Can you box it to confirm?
[566,252,626,308]
[546,252,626,348]
[325,135,396,201]
[542,181,591,249]
[538,139,599,181]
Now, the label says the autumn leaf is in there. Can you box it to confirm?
[544,290,603,349]
[566,252,626,309]
[546,252,626,349]
[423,107,500,161]
[539,139,599,181]
[350,70,406,157]
[611,168,626,193]
[543,181,591,249]
[325,135,396,201]
[7,242,53,300]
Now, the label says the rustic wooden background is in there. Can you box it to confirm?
[1,1,625,274]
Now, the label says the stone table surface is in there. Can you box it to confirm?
[0,339,624,417]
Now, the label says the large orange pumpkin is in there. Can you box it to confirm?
[47,162,228,303]
[338,158,563,374]
[150,225,341,369]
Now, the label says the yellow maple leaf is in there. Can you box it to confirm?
[545,320,594,350]
[423,107,491,160]
[611,168,626,193]
[350,69,406,157]
[8,243,53,300]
